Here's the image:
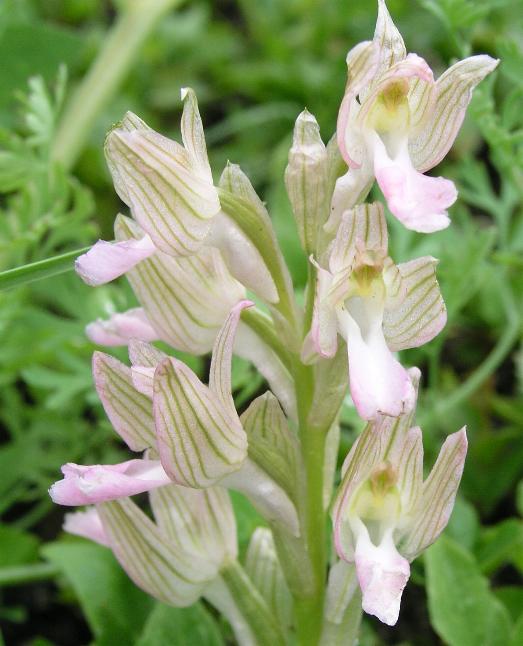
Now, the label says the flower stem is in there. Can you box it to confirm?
[293,360,327,645]
[52,0,182,170]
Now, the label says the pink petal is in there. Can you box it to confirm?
[131,365,155,398]
[49,459,171,506]
[372,135,456,233]
[86,308,159,346]
[63,507,110,547]
[340,309,415,420]
[306,260,338,360]
[354,525,410,626]
[75,235,156,286]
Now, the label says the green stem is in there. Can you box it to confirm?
[293,361,327,646]
[52,0,182,170]
[424,281,520,424]
[0,246,90,291]
[0,562,58,587]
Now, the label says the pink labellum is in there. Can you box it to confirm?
[75,235,156,286]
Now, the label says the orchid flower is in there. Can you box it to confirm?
[331,0,498,233]
[84,214,246,355]
[332,370,467,626]
[76,89,279,304]
[306,201,446,419]
[64,485,236,607]
[50,301,299,536]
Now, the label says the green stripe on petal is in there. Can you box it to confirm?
[383,256,446,352]
[93,351,156,451]
[98,498,215,607]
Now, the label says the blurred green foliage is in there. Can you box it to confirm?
[0,0,522,644]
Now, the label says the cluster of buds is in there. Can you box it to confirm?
[50,1,497,641]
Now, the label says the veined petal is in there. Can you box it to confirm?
[358,53,434,126]
[372,134,456,232]
[303,259,338,361]
[180,87,214,183]
[324,560,359,625]
[150,484,237,567]
[128,339,166,367]
[245,528,293,631]
[75,235,156,286]
[329,202,388,275]
[410,55,499,172]
[354,523,410,626]
[401,428,467,560]
[332,425,383,561]
[63,507,110,547]
[153,358,247,488]
[86,308,159,346]
[384,256,447,351]
[49,459,170,506]
[115,215,245,355]
[337,40,381,168]
[105,100,220,256]
[99,498,214,606]
[325,166,374,235]
[131,366,155,398]
[209,300,254,420]
[216,164,280,303]
[240,392,300,503]
[339,307,415,420]
[386,425,424,520]
[374,0,406,74]
[93,351,156,451]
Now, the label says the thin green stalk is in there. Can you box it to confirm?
[52,0,182,170]
[0,563,58,587]
[0,246,90,291]
[424,281,521,424]
[293,360,327,646]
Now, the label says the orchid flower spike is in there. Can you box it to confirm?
[332,374,468,626]
[332,0,498,233]
[305,201,446,420]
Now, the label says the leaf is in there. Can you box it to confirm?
[445,497,480,551]
[42,540,153,644]
[494,586,523,622]
[0,524,39,567]
[426,535,512,646]
[475,519,523,574]
[0,21,81,126]
[136,602,225,646]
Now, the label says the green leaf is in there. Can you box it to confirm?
[0,524,39,567]
[42,540,153,644]
[426,535,512,646]
[136,602,225,646]
[475,519,523,574]
[445,497,480,551]
[494,586,523,622]
[0,21,81,126]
